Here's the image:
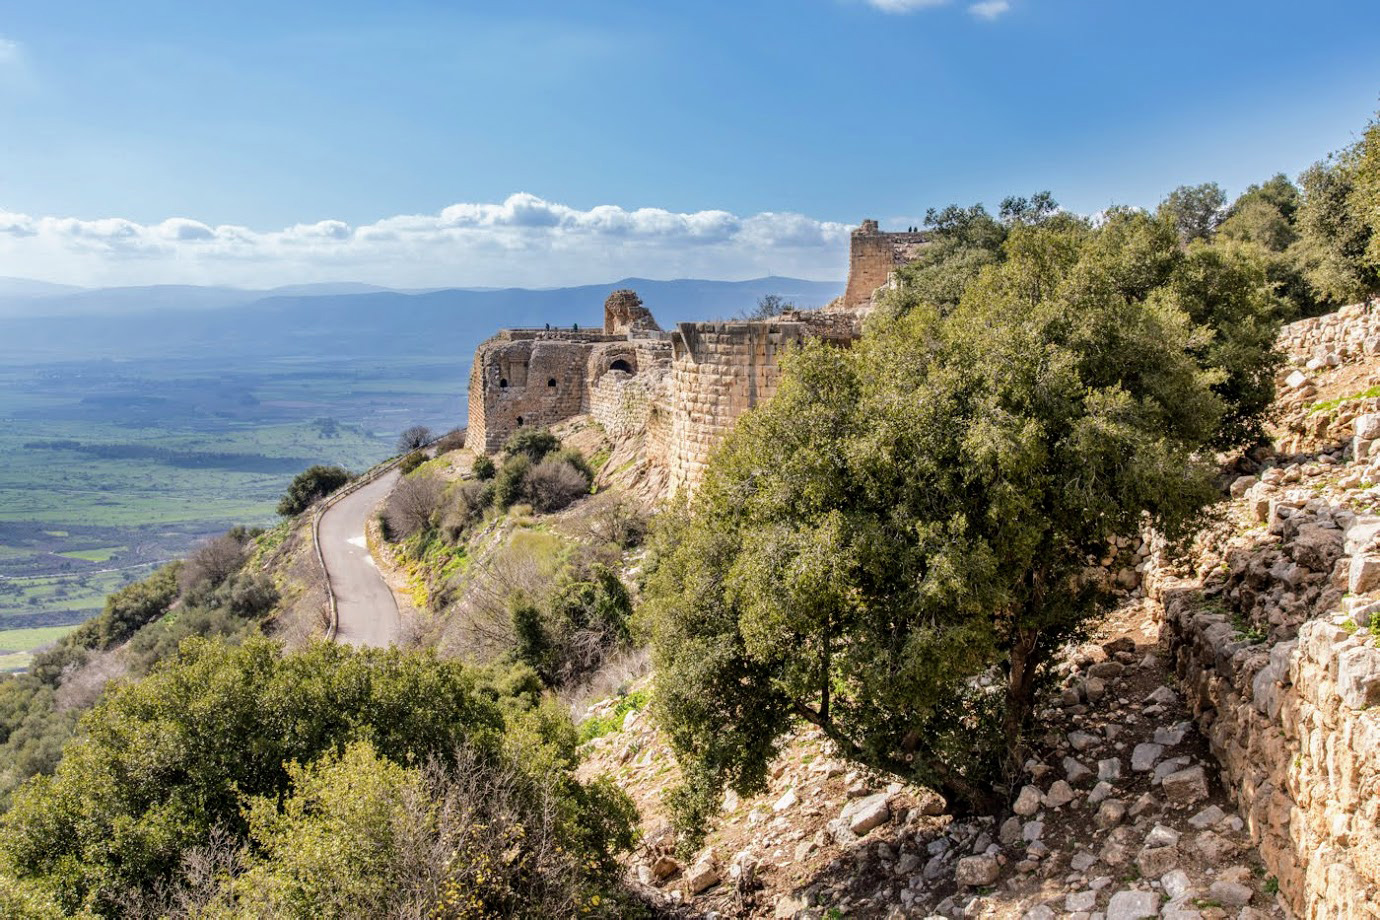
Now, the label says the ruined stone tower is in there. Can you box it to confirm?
[604,289,661,336]
[841,219,930,311]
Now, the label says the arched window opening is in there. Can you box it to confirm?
[516,416,524,427]
[499,378,509,388]
[609,358,633,374]
[547,378,557,388]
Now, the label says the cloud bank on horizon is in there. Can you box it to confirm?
[0,194,854,289]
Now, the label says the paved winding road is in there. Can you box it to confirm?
[318,469,402,647]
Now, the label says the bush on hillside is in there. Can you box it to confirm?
[433,427,467,455]
[511,563,631,687]
[276,465,351,517]
[503,428,560,464]
[382,471,445,540]
[525,457,591,513]
[398,450,427,475]
[0,638,636,917]
[440,480,494,543]
[493,454,532,509]
[471,454,496,480]
[178,533,249,597]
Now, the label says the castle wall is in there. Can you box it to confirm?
[841,220,929,311]
[666,321,809,495]
[465,331,622,453]
[589,340,673,439]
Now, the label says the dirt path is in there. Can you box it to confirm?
[318,470,402,648]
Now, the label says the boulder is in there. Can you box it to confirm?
[1356,413,1380,441]
[1207,880,1254,906]
[1066,890,1098,912]
[1284,370,1311,390]
[1012,785,1042,816]
[1349,555,1380,594]
[1292,523,1345,572]
[955,854,1000,887]
[1130,742,1163,772]
[1043,780,1075,808]
[1096,799,1127,829]
[684,853,719,895]
[843,792,891,835]
[1229,475,1256,497]
[1106,890,1160,920]
[1162,765,1209,805]
[1136,845,1179,878]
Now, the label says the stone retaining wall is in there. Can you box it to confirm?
[1158,583,1380,919]
[1278,300,1380,366]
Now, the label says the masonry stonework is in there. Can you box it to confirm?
[841,219,930,311]
[464,220,916,493]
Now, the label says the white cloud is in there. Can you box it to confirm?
[0,194,854,288]
[864,0,949,11]
[968,0,1011,20]
[0,36,19,65]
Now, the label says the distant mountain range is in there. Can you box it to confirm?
[0,276,845,363]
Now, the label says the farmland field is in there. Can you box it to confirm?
[0,354,468,668]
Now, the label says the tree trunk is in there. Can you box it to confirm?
[1002,625,1041,779]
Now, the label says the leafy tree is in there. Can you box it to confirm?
[882,194,1065,318]
[276,465,351,517]
[1350,114,1380,271]
[998,191,1058,226]
[0,638,505,914]
[396,425,434,453]
[646,214,1282,843]
[1294,147,1380,304]
[1158,182,1227,244]
[512,564,631,686]
[91,563,181,649]
[923,202,1006,249]
[1218,174,1300,252]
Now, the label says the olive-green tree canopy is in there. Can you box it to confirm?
[646,209,1284,842]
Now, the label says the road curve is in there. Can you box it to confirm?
[318,469,402,647]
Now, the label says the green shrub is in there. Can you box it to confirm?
[0,638,506,914]
[398,450,427,474]
[493,454,532,509]
[510,563,632,686]
[277,465,352,516]
[525,457,592,513]
[0,639,638,917]
[471,454,496,480]
[578,690,649,742]
[503,428,560,463]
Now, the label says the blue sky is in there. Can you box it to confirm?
[0,0,1377,288]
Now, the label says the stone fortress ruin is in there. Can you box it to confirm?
[463,220,929,495]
